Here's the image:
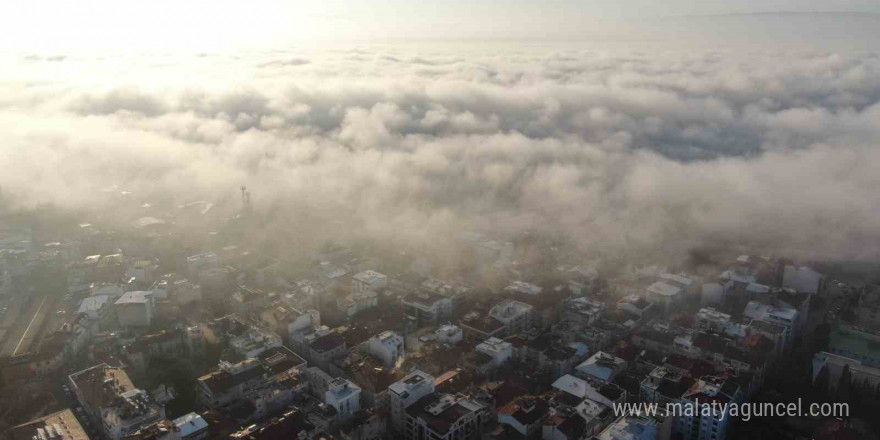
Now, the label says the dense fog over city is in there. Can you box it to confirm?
[4,6,880,440]
[3,23,880,264]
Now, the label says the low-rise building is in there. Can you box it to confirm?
[78,294,113,321]
[115,291,155,327]
[148,413,208,440]
[825,325,880,369]
[8,409,89,440]
[812,351,880,391]
[575,351,627,384]
[68,364,165,440]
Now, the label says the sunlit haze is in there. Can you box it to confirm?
[1,3,880,440]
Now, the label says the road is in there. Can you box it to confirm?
[0,294,52,358]
[12,296,47,356]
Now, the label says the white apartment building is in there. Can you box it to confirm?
[287,308,322,341]
[434,325,463,345]
[695,308,731,332]
[476,337,513,368]
[389,370,435,434]
[646,281,683,312]
[325,378,361,420]
[229,326,282,359]
[489,300,533,336]
[368,331,404,369]
[352,270,388,296]
[402,393,486,440]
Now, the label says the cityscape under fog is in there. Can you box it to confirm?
[2,2,880,440]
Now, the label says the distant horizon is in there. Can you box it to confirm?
[3,2,880,51]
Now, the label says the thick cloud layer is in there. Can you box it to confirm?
[1,42,879,262]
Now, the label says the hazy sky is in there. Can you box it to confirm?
[3,0,880,50]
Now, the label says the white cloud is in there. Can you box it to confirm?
[1,42,880,262]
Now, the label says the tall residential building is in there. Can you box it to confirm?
[389,370,435,434]
[675,376,742,440]
[68,364,165,440]
[325,378,362,420]
[402,393,486,440]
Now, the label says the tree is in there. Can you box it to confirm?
[813,364,830,398]
[837,364,852,403]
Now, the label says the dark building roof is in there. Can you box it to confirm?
[557,414,587,439]
[230,409,313,440]
[460,316,505,334]
[693,332,728,353]
[257,346,306,375]
[199,361,267,395]
[406,394,481,435]
[500,397,549,426]
[634,329,675,346]
[311,333,346,353]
